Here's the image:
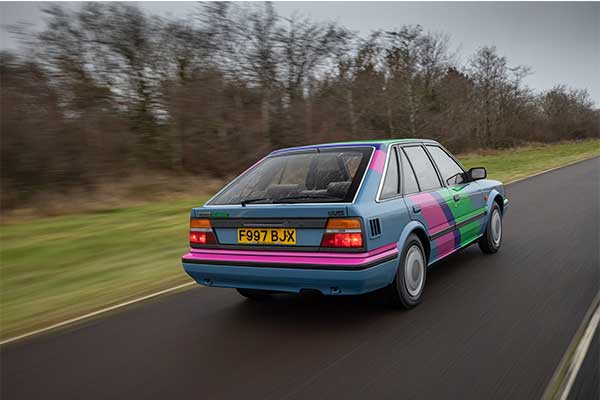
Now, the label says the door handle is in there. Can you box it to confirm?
[413,205,421,213]
[453,194,460,202]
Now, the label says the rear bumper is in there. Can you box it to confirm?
[181,244,399,295]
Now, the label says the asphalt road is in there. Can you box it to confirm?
[2,158,599,400]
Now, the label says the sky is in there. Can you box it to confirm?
[1,1,598,105]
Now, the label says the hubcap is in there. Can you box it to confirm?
[404,245,424,297]
[491,209,502,246]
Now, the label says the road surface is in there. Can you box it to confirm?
[2,158,599,400]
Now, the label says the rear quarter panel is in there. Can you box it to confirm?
[347,199,411,253]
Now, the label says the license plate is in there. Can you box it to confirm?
[237,228,296,245]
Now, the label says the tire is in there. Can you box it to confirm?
[479,202,502,254]
[386,234,427,309]
[236,288,273,300]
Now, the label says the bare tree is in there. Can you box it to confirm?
[233,3,279,146]
[541,86,598,141]
[2,4,598,211]
[276,14,350,142]
[468,46,530,147]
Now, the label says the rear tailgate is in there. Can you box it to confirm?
[193,204,349,249]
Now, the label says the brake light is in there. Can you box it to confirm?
[321,232,363,248]
[189,231,217,244]
[190,219,217,245]
[321,218,363,248]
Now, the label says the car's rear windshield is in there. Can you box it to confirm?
[208,147,373,205]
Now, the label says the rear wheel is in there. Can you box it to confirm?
[386,234,427,309]
[479,202,502,254]
[236,288,273,300]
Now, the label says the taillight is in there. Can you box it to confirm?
[190,219,217,245]
[321,232,363,248]
[320,218,363,248]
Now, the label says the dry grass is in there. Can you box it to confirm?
[2,172,228,223]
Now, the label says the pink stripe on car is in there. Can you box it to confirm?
[182,242,398,267]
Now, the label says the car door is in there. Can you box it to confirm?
[400,145,458,263]
[425,145,487,246]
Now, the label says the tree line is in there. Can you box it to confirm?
[1,2,597,209]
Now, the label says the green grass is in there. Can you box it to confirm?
[0,199,206,340]
[459,140,600,183]
[1,139,598,340]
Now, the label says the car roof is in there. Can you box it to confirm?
[269,138,441,155]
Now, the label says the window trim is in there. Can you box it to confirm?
[399,146,421,196]
[375,145,394,203]
[423,144,467,188]
[401,144,444,193]
[378,146,401,201]
[376,141,469,202]
[376,145,409,203]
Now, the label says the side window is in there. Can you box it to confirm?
[400,149,419,194]
[380,147,399,199]
[403,146,441,191]
[426,146,464,186]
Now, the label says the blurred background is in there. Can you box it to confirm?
[0,1,598,341]
[1,1,598,215]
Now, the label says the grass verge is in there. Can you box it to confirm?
[1,139,599,341]
[0,199,205,340]
[459,139,600,183]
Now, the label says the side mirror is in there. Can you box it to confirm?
[468,167,487,181]
[446,172,466,186]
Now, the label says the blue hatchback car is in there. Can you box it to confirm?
[182,139,508,308]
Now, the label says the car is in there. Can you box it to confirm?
[181,139,508,308]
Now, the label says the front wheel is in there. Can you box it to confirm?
[479,202,502,254]
[386,234,427,309]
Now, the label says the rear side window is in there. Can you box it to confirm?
[400,150,420,194]
[402,146,441,191]
[426,145,463,185]
[380,147,399,199]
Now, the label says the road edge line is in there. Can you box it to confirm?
[2,155,598,346]
[0,281,195,346]
[542,292,600,400]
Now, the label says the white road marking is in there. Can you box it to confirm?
[541,292,600,400]
[557,299,600,400]
[1,155,598,345]
[0,281,195,345]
